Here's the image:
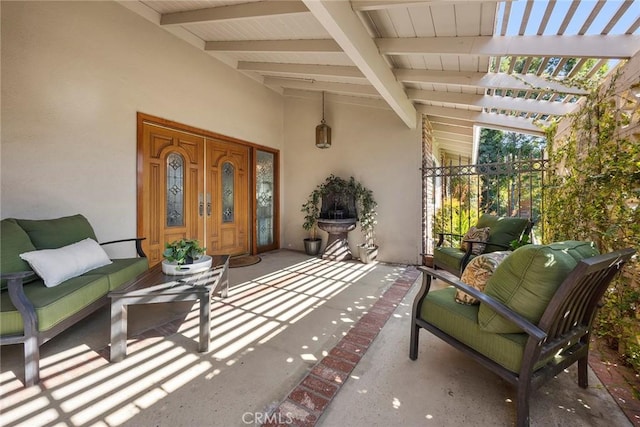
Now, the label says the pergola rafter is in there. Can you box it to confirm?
[124,0,640,159]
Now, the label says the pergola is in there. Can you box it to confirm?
[124,0,640,159]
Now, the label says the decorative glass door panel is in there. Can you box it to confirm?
[222,162,235,223]
[166,153,185,227]
[206,139,249,256]
[256,150,274,248]
[139,122,205,266]
[254,149,278,253]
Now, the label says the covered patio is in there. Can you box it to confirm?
[0,250,634,426]
[2,1,640,426]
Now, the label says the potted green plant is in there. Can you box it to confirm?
[301,174,355,255]
[301,189,322,255]
[163,238,206,265]
[302,175,378,261]
[354,181,378,263]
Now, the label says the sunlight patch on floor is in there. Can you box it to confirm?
[0,257,392,427]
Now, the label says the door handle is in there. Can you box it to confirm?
[199,193,204,217]
[206,193,212,216]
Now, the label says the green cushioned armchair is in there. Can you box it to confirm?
[411,243,635,427]
[433,214,532,276]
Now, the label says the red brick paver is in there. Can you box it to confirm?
[262,264,420,426]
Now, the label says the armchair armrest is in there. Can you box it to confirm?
[1,271,38,340]
[417,266,547,342]
[100,237,147,258]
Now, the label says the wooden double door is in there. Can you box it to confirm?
[139,122,250,266]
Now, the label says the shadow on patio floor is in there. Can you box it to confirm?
[0,249,637,426]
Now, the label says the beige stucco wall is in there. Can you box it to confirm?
[282,95,423,264]
[2,1,423,264]
[1,1,284,256]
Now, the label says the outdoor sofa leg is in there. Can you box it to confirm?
[578,356,589,388]
[410,269,433,361]
[23,335,40,387]
[409,321,420,360]
[516,383,531,427]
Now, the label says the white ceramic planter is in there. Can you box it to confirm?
[162,255,212,275]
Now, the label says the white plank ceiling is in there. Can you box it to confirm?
[122,0,640,159]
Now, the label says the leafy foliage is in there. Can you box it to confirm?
[301,175,378,246]
[301,189,321,240]
[477,129,546,224]
[544,73,640,373]
[163,239,206,265]
[433,199,478,247]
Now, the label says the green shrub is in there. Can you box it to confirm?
[544,71,640,375]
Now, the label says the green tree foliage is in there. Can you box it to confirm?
[433,129,546,242]
[477,129,545,225]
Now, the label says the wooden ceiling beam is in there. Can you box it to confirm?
[238,62,365,78]
[265,77,379,96]
[351,1,508,12]
[376,35,640,58]
[408,88,577,115]
[204,39,342,53]
[303,0,417,128]
[160,1,308,26]
[395,69,587,95]
[431,123,474,137]
[418,105,545,135]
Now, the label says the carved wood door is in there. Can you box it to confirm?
[138,123,205,266]
[138,121,251,265]
[205,138,250,256]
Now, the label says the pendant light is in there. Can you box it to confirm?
[315,91,331,149]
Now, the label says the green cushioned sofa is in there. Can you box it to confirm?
[433,214,532,276]
[0,214,148,386]
[411,241,635,427]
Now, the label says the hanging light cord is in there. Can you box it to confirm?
[322,92,326,123]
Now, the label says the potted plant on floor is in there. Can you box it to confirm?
[354,181,378,263]
[301,189,322,255]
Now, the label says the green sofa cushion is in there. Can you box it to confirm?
[0,219,37,289]
[0,274,109,335]
[421,287,535,373]
[478,241,599,333]
[475,214,529,253]
[89,258,149,291]
[17,214,98,250]
[434,246,477,273]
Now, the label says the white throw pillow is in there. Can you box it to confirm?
[20,238,112,287]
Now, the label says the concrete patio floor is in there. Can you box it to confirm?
[0,250,633,426]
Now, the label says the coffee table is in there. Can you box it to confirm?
[108,255,229,362]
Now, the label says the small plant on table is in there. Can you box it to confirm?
[163,239,206,265]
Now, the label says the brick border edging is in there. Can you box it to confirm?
[263,266,420,427]
[588,343,640,425]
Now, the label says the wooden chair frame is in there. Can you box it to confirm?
[410,248,635,426]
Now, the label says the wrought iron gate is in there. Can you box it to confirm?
[422,155,548,255]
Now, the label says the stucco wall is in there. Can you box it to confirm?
[2,1,423,264]
[1,1,284,256]
[282,95,423,264]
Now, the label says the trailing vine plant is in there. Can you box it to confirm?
[543,71,640,373]
[301,175,377,247]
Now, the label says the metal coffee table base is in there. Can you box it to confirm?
[109,256,229,362]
